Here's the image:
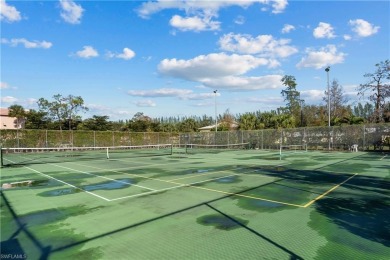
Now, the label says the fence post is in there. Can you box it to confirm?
[363,125,366,151]
[261,130,263,150]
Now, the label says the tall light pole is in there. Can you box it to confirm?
[325,66,330,150]
[213,90,218,133]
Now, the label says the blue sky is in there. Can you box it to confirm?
[1,0,389,120]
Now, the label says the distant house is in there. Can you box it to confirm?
[198,121,239,132]
[0,108,25,129]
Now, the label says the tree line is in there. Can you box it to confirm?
[7,60,390,132]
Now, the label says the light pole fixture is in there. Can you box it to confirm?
[213,90,218,133]
[325,66,330,127]
[325,66,330,150]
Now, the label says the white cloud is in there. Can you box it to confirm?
[135,100,156,107]
[343,34,352,41]
[200,75,284,91]
[129,88,221,101]
[1,38,52,49]
[158,53,284,91]
[169,15,220,32]
[128,88,193,98]
[301,90,324,102]
[296,45,346,69]
[158,53,272,81]
[107,48,136,60]
[136,1,287,32]
[234,15,245,25]
[75,46,99,59]
[136,1,286,18]
[313,22,336,39]
[182,92,221,100]
[1,96,18,103]
[0,0,21,22]
[86,104,134,120]
[281,24,295,34]
[60,0,84,24]
[219,33,298,58]
[349,19,379,37]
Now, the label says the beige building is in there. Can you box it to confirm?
[0,108,25,129]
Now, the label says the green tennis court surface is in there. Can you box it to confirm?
[1,149,389,259]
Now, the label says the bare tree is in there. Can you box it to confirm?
[323,79,349,121]
[357,60,390,122]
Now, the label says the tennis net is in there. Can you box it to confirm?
[185,143,250,154]
[279,144,307,156]
[1,144,173,166]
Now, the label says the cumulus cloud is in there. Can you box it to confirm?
[219,33,298,58]
[1,38,52,49]
[158,53,272,81]
[169,15,220,31]
[158,53,285,91]
[313,22,336,39]
[269,0,288,14]
[135,100,156,107]
[297,45,346,69]
[60,0,84,24]
[75,46,99,59]
[281,24,295,34]
[349,19,379,37]
[0,0,21,22]
[107,48,136,60]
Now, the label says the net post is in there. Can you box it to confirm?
[0,146,3,167]
[106,147,109,159]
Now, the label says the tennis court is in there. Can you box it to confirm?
[1,146,389,259]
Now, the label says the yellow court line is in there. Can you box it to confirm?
[169,166,279,182]
[189,185,305,208]
[303,173,358,208]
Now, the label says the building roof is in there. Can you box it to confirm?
[0,108,9,116]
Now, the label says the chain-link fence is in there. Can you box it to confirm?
[1,124,389,151]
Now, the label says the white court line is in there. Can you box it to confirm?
[110,173,239,201]
[380,154,388,160]
[51,164,156,192]
[19,165,111,202]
